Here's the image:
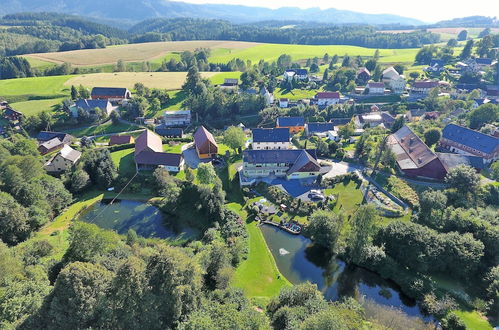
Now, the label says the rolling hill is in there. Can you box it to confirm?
[0,0,424,25]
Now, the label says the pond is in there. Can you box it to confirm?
[260,224,432,321]
[79,199,199,240]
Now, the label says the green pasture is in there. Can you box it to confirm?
[0,75,72,97]
[65,121,141,138]
[9,97,66,116]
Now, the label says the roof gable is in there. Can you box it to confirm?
[91,87,129,97]
[277,117,305,127]
[194,126,218,151]
[135,129,163,155]
[252,128,290,143]
[442,124,499,154]
[388,125,439,169]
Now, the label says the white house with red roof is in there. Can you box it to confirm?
[314,92,340,106]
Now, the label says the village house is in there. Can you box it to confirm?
[38,138,64,155]
[70,99,113,118]
[241,149,321,181]
[36,131,74,145]
[155,126,183,138]
[295,69,308,80]
[223,78,238,87]
[472,98,499,108]
[388,125,448,180]
[365,81,385,95]
[283,70,296,81]
[439,124,499,163]
[424,59,445,73]
[388,76,406,94]
[3,107,23,122]
[381,67,401,83]
[354,112,395,129]
[356,67,371,84]
[276,117,305,134]
[474,58,497,70]
[109,135,134,146]
[163,110,191,127]
[278,98,289,108]
[91,87,131,102]
[436,152,485,172]
[486,85,499,100]
[252,128,290,150]
[194,126,218,159]
[410,80,439,97]
[260,86,274,106]
[314,92,340,106]
[305,119,350,137]
[44,145,82,173]
[134,130,184,172]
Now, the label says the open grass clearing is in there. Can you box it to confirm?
[24,40,260,66]
[274,87,320,101]
[110,147,136,177]
[64,72,219,90]
[453,310,493,330]
[0,75,72,97]
[209,71,243,85]
[65,121,141,138]
[10,97,66,116]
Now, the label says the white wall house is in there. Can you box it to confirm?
[44,145,81,173]
[252,128,291,150]
[315,92,340,106]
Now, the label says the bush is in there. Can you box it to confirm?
[386,176,419,207]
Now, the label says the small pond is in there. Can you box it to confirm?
[79,199,199,240]
[261,225,432,321]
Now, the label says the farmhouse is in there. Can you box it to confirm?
[36,131,74,145]
[305,122,334,136]
[194,126,218,159]
[365,82,385,95]
[242,149,321,180]
[283,70,296,81]
[3,107,23,122]
[252,128,290,150]
[314,92,340,106]
[134,129,184,172]
[381,67,401,83]
[91,87,131,102]
[424,59,445,73]
[163,110,191,127]
[410,80,439,97]
[356,67,371,84]
[354,112,395,129]
[276,117,305,134]
[388,126,448,180]
[44,145,82,173]
[38,138,64,155]
[295,69,308,80]
[109,135,134,146]
[439,124,499,163]
[71,99,113,118]
[486,85,499,100]
[388,76,406,94]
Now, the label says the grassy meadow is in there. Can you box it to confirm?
[9,97,66,116]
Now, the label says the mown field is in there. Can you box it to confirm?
[21,41,427,68]
[24,40,261,66]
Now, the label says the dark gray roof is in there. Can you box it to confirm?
[36,131,74,143]
[306,122,334,133]
[277,117,305,127]
[40,137,63,150]
[243,149,317,164]
[91,87,129,97]
[442,124,499,154]
[295,69,308,75]
[436,152,484,170]
[135,151,183,167]
[252,128,289,143]
[75,99,110,110]
[155,127,183,137]
[475,58,494,65]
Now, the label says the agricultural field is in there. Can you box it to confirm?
[0,75,72,98]
[274,87,321,101]
[380,27,499,42]
[9,97,66,116]
[64,72,220,90]
[24,40,261,66]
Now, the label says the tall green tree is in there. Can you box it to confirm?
[347,204,378,263]
[307,210,343,253]
[223,126,246,153]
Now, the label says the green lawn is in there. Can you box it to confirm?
[453,310,493,330]
[66,121,141,137]
[110,147,136,176]
[209,71,243,85]
[0,75,72,97]
[325,180,364,217]
[274,88,320,101]
[228,202,291,299]
[209,44,420,64]
[25,57,57,70]
[9,97,66,116]
[148,90,187,118]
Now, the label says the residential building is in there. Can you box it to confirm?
[44,145,82,173]
[356,67,371,84]
[475,58,497,70]
[354,112,395,129]
[389,76,406,94]
[472,98,499,108]
[305,122,334,136]
[279,98,289,108]
[436,152,485,172]
[36,131,74,145]
[3,107,23,121]
[91,87,131,101]
[382,67,401,83]
[410,80,439,97]
[295,69,308,80]
[71,99,113,118]
[242,149,321,180]
[486,85,499,100]
[387,125,448,180]
[38,137,64,155]
[327,130,340,141]
[314,92,340,106]
[283,70,296,81]
[260,86,274,106]
[366,82,385,95]
[276,117,305,134]
[223,78,238,86]
[109,135,134,146]
[194,126,218,159]
[134,130,184,172]
[424,59,445,72]
[163,110,191,127]
[155,126,183,138]
[252,128,290,150]
[439,124,499,163]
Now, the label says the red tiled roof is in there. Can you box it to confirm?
[315,92,340,99]
[135,130,163,156]
[412,81,438,89]
[194,126,218,155]
[109,135,134,146]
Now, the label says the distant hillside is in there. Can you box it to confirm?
[431,16,498,28]
[0,0,424,25]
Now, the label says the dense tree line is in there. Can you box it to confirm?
[129,18,440,49]
[0,56,33,79]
